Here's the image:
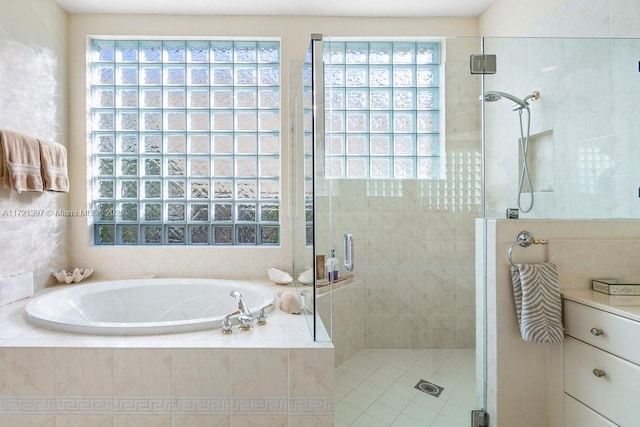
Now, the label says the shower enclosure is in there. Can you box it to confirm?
[293,34,487,424]
[291,30,640,426]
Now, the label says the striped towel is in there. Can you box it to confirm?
[511,262,564,343]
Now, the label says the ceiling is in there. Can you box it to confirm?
[54,0,497,18]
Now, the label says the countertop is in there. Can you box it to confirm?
[562,289,640,322]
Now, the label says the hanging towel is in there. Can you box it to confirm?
[38,139,69,192]
[511,262,564,343]
[0,129,43,192]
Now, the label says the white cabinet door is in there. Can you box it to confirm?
[564,394,616,427]
[564,337,640,426]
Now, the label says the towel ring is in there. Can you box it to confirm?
[508,231,548,267]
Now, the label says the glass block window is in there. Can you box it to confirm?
[321,41,441,179]
[90,39,280,245]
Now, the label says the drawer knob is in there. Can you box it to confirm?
[592,369,606,378]
[590,328,604,336]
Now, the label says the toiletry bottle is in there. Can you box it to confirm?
[326,249,339,281]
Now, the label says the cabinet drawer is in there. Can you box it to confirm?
[564,337,640,426]
[564,394,616,427]
[564,300,640,365]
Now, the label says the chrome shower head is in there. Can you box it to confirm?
[482,91,528,109]
[483,92,503,103]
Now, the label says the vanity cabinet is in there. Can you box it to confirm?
[563,299,640,426]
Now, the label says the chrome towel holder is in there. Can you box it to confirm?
[508,230,548,267]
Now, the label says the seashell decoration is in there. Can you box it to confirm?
[278,290,302,314]
[52,268,94,284]
[267,267,293,285]
[297,268,314,285]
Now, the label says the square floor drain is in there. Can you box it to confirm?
[414,379,444,397]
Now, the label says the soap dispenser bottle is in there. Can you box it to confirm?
[326,249,339,281]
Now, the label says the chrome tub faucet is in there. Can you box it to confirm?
[229,290,254,330]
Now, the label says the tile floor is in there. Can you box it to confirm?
[334,349,479,427]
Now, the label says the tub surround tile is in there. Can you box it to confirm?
[0,348,56,396]
[289,348,334,398]
[56,414,113,427]
[56,349,114,396]
[114,415,172,427]
[171,415,230,427]
[229,415,288,426]
[0,415,56,427]
[0,280,333,424]
[114,349,172,397]
[229,348,288,399]
[172,349,230,397]
[289,415,334,427]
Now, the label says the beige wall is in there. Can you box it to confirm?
[67,14,478,280]
[0,0,68,288]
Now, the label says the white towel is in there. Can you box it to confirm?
[0,272,34,307]
[511,262,564,343]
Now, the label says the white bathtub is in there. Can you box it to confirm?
[24,278,275,335]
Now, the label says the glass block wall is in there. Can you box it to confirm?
[323,41,440,179]
[303,41,442,244]
[90,40,280,245]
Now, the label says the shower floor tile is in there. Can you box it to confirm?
[335,349,478,427]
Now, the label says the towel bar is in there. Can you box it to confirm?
[508,230,548,267]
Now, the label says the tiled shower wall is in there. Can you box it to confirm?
[484,0,640,219]
[0,0,68,287]
[317,38,481,357]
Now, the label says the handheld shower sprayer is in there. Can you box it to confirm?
[482,90,539,110]
[482,89,541,213]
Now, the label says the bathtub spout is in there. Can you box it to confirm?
[230,290,254,330]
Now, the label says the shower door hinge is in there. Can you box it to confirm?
[469,54,497,74]
[471,409,489,427]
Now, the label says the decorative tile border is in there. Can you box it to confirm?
[230,397,288,415]
[58,396,113,414]
[289,397,334,415]
[0,397,56,414]
[173,397,230,414]
[0,396,333,416]
[115,397,172,414]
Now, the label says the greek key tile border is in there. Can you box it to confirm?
[0,397,56,415]
[289,397,334,415]
[173,397,230,414]
[0,396,333,416]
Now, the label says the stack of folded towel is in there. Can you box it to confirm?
[0,128,68,193]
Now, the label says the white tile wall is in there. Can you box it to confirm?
[316,38,482,357]
[0,0,68,289]
[485,0,640,220]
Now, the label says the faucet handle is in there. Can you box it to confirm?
[220,310,240,335]
[257,303,274,326]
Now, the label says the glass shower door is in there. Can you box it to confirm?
[303,34,488,425]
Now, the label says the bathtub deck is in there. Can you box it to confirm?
[0,279,326,349]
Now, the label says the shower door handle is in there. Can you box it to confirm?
[343,233,354,272]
